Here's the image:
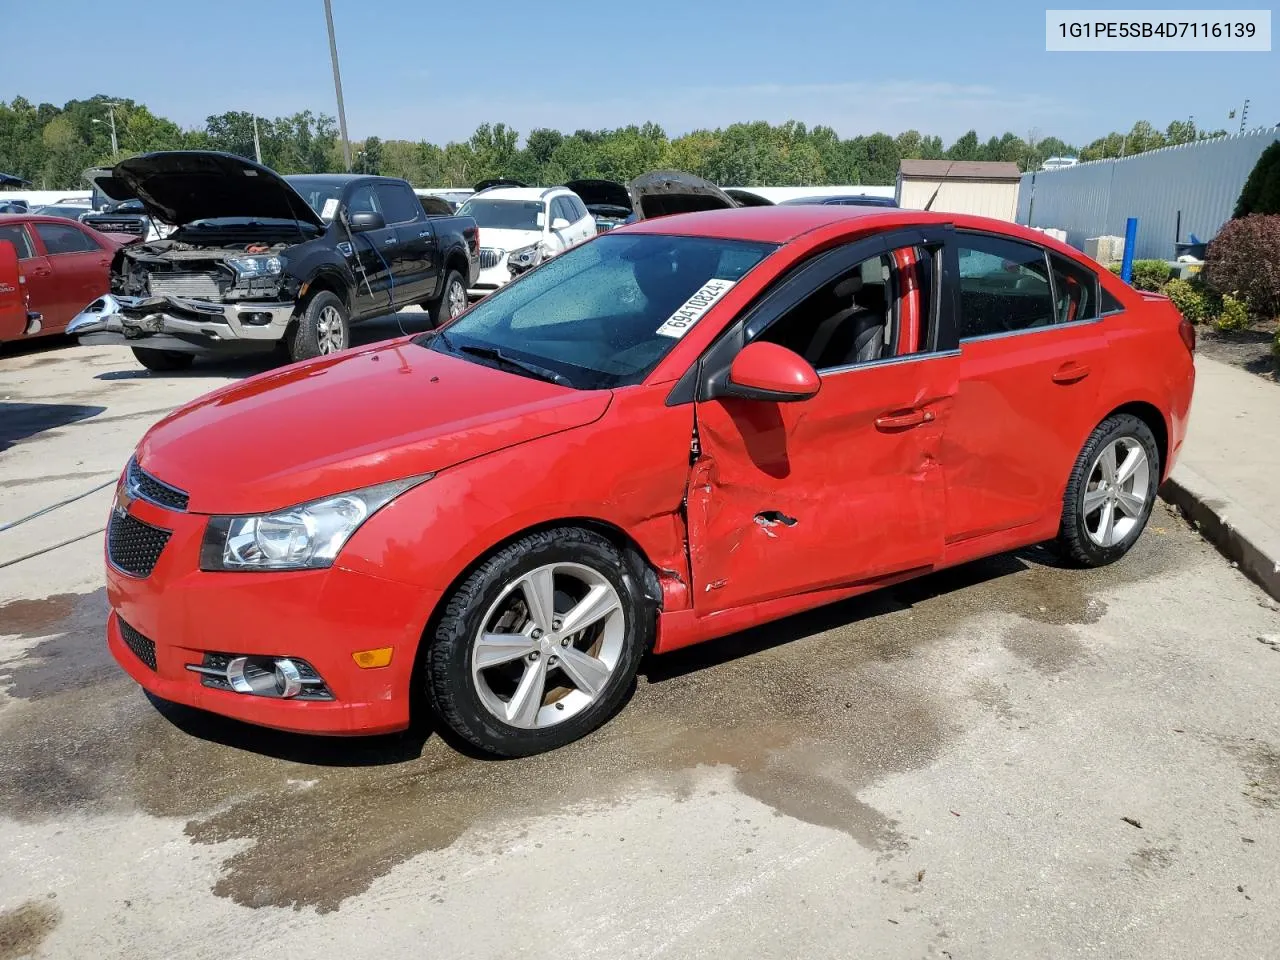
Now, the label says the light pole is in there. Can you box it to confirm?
[252,114,262,164]
[323,0,352,171]
[91,102,121,157]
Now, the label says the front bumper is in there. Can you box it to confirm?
[106,493,441,735]
[469,261,512,296]
[68,294,297,353]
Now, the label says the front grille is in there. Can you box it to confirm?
[126,458,189,511]
[478,248,504,270]
[147,272,222,300]
[107,510,171,578]
[119,619,157,671]
[85,217,145,236]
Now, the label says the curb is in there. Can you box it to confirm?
[1160,464,1280,603]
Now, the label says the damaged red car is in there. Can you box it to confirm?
[104,205,1195,756]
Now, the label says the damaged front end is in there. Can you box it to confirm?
[68,241,299,354]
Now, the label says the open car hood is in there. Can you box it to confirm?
[566,179,633,215]
[473,178,527,192]
[626,170,738,220]
[723,188,773,207]
[0,172,31,188]
[105,151,325,228]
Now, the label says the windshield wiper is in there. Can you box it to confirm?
[456,344,572,387]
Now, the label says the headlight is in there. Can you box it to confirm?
[199,476,431,572]
[506,243,543,271]
[227,255,284,280]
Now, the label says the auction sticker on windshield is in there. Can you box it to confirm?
[655,279,737,339]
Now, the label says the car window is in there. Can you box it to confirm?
[753,244,936,371]
[1050,253,1100,324]
[568,195,588,221]
[1100,285,1125,314]
[457,198,544,231]
[374,182,421,225]
[34,221,99,255]
[956,234,1054,339]
[345,184,381,217]
[422,233,776,389]
[550,197,571,224]
[0,223,35,259]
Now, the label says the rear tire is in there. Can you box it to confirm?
[426,269,467,328]
[1057,413,1160,567]
[287,291,349,363]
[426,528,652,757]
[131,348,194,372]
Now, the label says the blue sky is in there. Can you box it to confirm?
[4,0,1275,147]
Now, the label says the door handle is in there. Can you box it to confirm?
[418,231,430,238]
[875,408,934,430]
[383,237,397,246]
[28,267,52,278]
[1052,361,1091,384]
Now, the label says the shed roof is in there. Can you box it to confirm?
[898,159,1022,181]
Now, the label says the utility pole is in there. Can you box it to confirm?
[323,0,352,171]
[105,102,120,156]
[1240,98,1250,133]
[252,115,262,164]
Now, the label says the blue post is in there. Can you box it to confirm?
[1120,217,1138,283]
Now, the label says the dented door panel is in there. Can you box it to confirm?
[688,353,959,614]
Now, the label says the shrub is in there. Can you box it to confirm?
[1213,294,1250,332]
[1274,327,1280,362]
[1204,214,1280,318]
[1130,259,1173,291]
[1164,277,1207,323]
[1108,263,1122,276]
[1233,141,1280,218]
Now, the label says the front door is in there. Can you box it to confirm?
[939,231,1108,546]
[343,183,397,317]
[686,229,961,614]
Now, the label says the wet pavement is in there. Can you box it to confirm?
[2,336,1280,959]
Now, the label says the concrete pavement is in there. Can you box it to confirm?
[1162,354,1280,601]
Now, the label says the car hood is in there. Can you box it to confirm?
[626,170,738,220]
[566,179,633,214]
[477,227,542,253]
[135,340,612,515]
[105,151,325,228]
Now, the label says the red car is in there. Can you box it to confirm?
[102,206,1195,756]
[0,214,132,343]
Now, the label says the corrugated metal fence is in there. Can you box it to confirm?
[1016,128,1280,260]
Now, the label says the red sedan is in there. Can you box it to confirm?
[102,206,1195,756]
[0,214,131,343]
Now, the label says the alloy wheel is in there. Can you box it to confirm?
[316,305,347,354]
[1082,436,1149,547]
[448,279,467,319]
[470,562,625,729]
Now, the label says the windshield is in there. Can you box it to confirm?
[418,233,776,390]
[287,177,343,222]
[457,198,545,231]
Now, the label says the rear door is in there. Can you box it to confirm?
[0,221,57,330]
[375,181,436,305]
[31,220,112,328]
[686,227,961,613]
[939,230,1106,547]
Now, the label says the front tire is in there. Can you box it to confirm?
[287,291,349,363]
[1057,413,1161,567]
[426,528,652,757]
[131,347,194,372]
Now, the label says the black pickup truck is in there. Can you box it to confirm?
[68,151,479,371]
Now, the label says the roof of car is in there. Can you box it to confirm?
[619,205,1092,260]
[470,186,562,202]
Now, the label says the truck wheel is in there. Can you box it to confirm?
[131,348,194,372]
[428,270,467,327]
[288,291,349,362]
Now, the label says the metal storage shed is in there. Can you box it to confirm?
[896,159,1022,221]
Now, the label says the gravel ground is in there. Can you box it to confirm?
[2,334,1279,960]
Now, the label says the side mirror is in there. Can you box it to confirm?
[348,210,386,232]
[722,341,820,402]
[550,217,571,231]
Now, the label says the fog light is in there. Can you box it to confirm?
[186,652,334,700]
[352,647,393,669]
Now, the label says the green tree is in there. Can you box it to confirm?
[1233,141,1280,217]
[947,130,979,161]
[359,135,383,175]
